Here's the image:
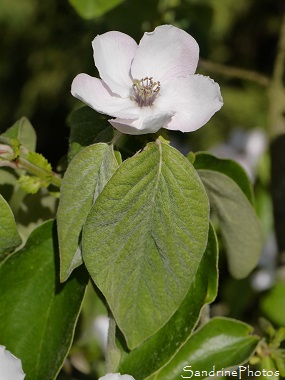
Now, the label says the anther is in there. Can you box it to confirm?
[131,77,161,107]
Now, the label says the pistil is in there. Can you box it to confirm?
[132,77,160,107]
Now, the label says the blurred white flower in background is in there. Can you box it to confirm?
[251,233,277,291]
[211,128,267,181]
[99,373,135,380]
[93,315,110,352]
[211,127,277,292]
[0,345,25,380]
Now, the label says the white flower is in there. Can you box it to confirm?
[93,315,109,352]
[71,25,223,135]
[0,345,25,380]
[99,373,135,380]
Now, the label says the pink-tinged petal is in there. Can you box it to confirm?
[92,31,137,97]
[156,74,223,132]
[71,73,139,119]
[109,110,173,135]
[131,25,199,84]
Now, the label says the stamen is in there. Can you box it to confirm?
[131,77,161,107]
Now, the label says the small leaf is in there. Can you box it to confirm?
[0,221,88,380]
[119,223,218,380]
[147,317,259,380]
[0,194,22,260]
[1,117,36,152]
[26,151,52,173]
[57,143,119,282]
[18,175,44,194]
[198,169,263,279]
[274,353,285,377]
[83,141,209,349]
[68,106,114,160]
[193,151,254,204]
[260,281,285,327]
[69,0,125,19]
[260,356,281,379]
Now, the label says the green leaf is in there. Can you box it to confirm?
[69,0,125,19]
[68,106,114,160]
[57,143,119,282]
[198,169,263,279]
[0,194,22,260]
[18,175,44,194]
[147,318,259,380]
[274,352,285,377]
[260,281,285,326]
[192,152,254,204]
[260,357,281,380]
[0,221,88,380]
[119,223,218,380]
[1,117,36,152]
[83,141,209,349]
[26,151,52,173]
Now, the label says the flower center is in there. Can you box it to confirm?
[131,77,160,107]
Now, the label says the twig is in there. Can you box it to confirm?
[198,59,270,87]
[269,13,285,256]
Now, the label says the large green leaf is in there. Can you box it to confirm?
[57,143,118,282]
[193,151,254,204]
[147,317,259,380]
[83,141,209,349]
[0,221,88,380]
[198,170,263,279]
[68,106,114,160]
[1,116,36,152]
[69,0,125,19]
[0,194,22,260]
[119,223,218,380]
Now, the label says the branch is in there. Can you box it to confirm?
[269,14,285,256]
[198,59,270,87]
[268,13,285,138]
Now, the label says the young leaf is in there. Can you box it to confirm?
[198,170,263,279]
[147,317,260,380]
[1,117,36,152]
[119,223,218,380]
[0,194,22,260]
[192,152,254,204]
[18,175,45,194]
[26,151,52,173]
[83,141,210,349]
[0,221,88,380]
[69,0,126,19]
[68,106,114,160]
[260,281,285,326]
[57,143,119,282]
